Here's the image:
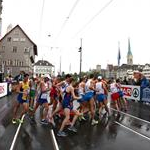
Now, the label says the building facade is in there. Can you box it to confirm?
[0,25,38,76]
[0,0,3,37]
[116,64,143,79]
[96,64,101,73]
[142,64,150,80]
[34,60,54,76]
[106,64,114,79]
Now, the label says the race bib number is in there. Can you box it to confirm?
[41,93,48,99]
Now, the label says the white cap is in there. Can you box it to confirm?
[98,76,102,80]
[42,74,51,79]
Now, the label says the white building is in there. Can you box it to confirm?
[116,64,143,79]
[34,60,54,76]
[142,64,150,80]
[96,64,101,72]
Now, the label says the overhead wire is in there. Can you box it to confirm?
[72,0,114,38]
[37,0,45,59]
[39,0,45,39]
[54,0,81,41]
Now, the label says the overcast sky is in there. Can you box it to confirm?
[2,0,150,74]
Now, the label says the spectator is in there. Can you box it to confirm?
[122,76,128,85]
[133,70,150,100]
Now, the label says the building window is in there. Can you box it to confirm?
[7,60,11,65]
[15,59,17,66]
[24,47,29,53]
[17,60,20,66]
[10,60,13,66]
[7,37,11,42]
[20,38,26,42]
[12,46,17,53]
[13,60,15,66]
[2,46,5,50]
[13,38,19,42]
[4,61,6,65]
[14,30,19,35]
[19,61,24,66]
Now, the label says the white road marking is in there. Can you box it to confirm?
[10,114,25,150]
[50,129,59,150]
[109,107,150,125]
[115,121,150,141]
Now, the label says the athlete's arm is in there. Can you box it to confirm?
[40,82,50,93]
[69,86,80,100]
[54,81,65,90]
[16,82,26,94]
[102,83,108,95]
[16,82,22,93]
[89,80,96,91]
[56,81,65,87]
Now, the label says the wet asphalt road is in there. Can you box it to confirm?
[0,94,150,150]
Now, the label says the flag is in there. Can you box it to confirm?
[117,42,121,66]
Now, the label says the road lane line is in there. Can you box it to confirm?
[109,107,150,125]
[115,121,150,141]
[9,114,25,150]
[50,129,59,150]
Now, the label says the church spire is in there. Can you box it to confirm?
[127,38,133,65]
[127,38,132,56]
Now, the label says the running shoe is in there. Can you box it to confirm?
[40,119,49,125]
[17,118,24,124]
[81,116,86,121]
[91,119,98,125]
[29,107,34,111]
[79,115,87,121]
[57,131,68,137]
[68,126,77,133]
[12,118,17,124]
[49,118,56,127]
[29,116,36,124]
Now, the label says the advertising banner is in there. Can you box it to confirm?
[121,85,140,101]
[141,87,150,103]
[0,83,8,98]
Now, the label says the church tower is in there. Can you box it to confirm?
[127,38,133,65]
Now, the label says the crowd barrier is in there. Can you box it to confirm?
[0,82,8,98]
[1,83,150,103]
[121,85,150,103]
[121,85,140,101]
[0,82,13,98]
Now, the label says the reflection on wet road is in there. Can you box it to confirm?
[0,95,150,150]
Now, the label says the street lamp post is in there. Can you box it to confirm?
[78,38,82,81]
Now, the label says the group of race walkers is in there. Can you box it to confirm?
[12,73,127,137]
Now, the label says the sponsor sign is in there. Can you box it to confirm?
[0,83,7,98]
[141,88,150,103]
[121,85,140,101]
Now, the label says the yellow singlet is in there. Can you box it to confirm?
[22,81,30,100]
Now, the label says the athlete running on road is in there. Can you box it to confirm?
[12,73,30,124]
[49,74,72,123]
[57,77,81,137]
[31,74,51,125]
[84,74,98,125]
[96,76,109,119]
